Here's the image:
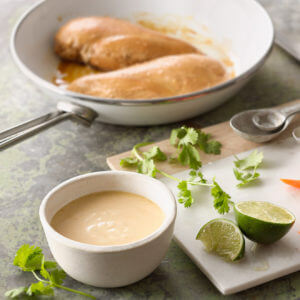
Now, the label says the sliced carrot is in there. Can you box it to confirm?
[280,179,300,188]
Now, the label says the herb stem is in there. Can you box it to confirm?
[157,170,180,182]
[252,166,258,177]
[132,142,152,161]
[187,181,213,187]
[31,271,48,283]
[54,284,96,299]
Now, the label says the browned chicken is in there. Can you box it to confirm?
[68,54,228,99]
[54,17,199,71]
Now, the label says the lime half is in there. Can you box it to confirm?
[196,218,245,261]
[234,201,295,244]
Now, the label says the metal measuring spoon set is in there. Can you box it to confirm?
[230,101,300,143]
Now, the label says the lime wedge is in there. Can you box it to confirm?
[234,201,295,244]
[196,218,245,261]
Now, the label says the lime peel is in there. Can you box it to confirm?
[234,201,295,244]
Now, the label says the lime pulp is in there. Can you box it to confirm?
[196,218,245,261]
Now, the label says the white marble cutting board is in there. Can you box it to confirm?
[160,137,300,295]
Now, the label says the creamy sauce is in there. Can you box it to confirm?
[51,191,165,246]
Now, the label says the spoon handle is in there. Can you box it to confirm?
[279,102,300,118]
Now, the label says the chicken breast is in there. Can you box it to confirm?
[54,17,199,71]
[68,54,228,99]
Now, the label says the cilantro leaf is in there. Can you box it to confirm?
[13,245,43,272]
[234,168,260,187]
[211,180,232,214]
[44,261,57,269]
[137,159,157,177]
[120,157,139,168]
[237,173,260,188]
[177,181,194,208]
[233,150,263,187]
[196,129,222,155]
[40,257,50,280]
[178,127,198,146]
[188,170,197,181]
[204,140,222,155]
[7,245,96,299]
[170,127,188,145]
[120,145,166,178]
[197,130,210,145]
[178,145,202,170]
[169,126,222,169]
[234,150,263,170]
[233,168,244,181]
[49,269,66,285]
[5,287,28,298]
[188,170,207,184]
[170,126,199,146]
[40,256,66,285]
[27,282,54,296]
[143,146,167,161]
[170,128,180,146]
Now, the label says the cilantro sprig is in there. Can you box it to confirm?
[5,244,95,299]
[170,126,222,170]
[233,150,264,187]
[176,171,233,211]
[120,142,167,178]
[211,180,232,214]
[120,132,232,214]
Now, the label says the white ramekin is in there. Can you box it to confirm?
[39,171,176,287]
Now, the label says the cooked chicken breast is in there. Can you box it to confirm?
[55,17,199,71]
[68,54,228,99]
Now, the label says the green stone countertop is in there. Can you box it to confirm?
[1,0,300,299]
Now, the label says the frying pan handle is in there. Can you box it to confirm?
[0,111,72,149]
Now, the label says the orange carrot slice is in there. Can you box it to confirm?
[280,179,300,188]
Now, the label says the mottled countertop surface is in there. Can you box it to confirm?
[1,0,300,299]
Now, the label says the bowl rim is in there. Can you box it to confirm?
[39,170,177,253]
[10,0,274,106]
